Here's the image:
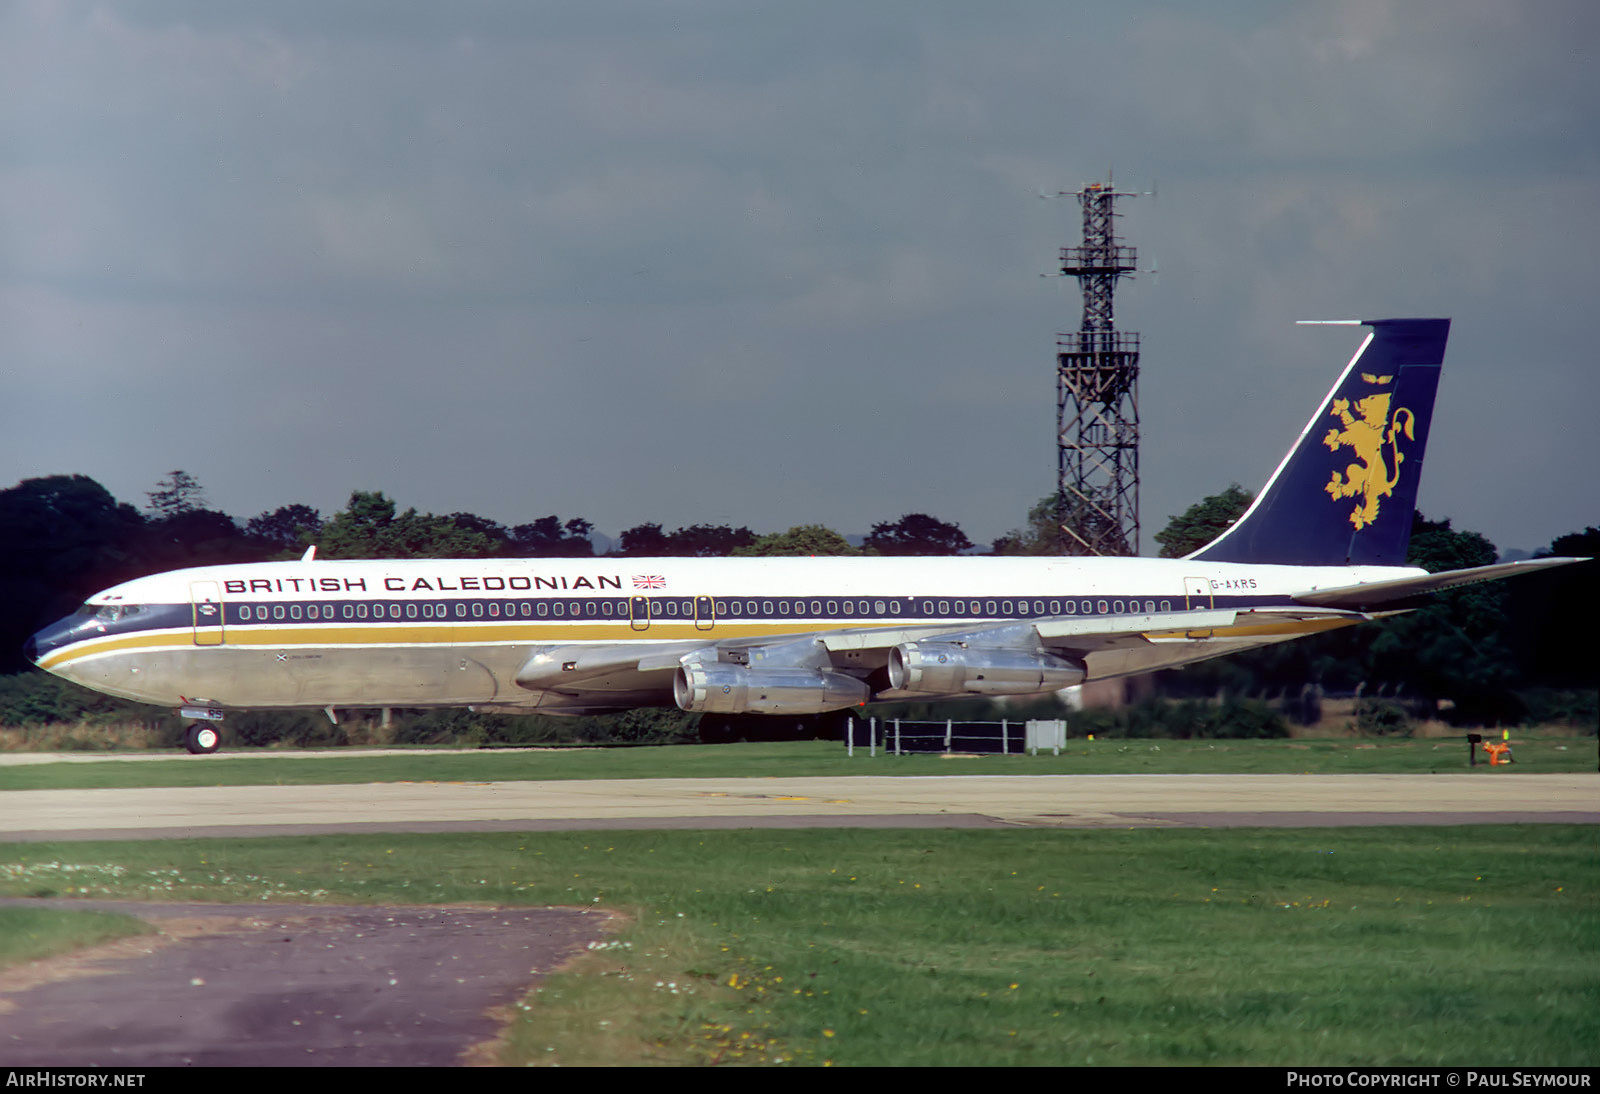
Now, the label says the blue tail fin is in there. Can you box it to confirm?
[1191,318,1450,567]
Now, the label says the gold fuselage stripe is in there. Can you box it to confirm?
[40,614,1353,671]
[38,619,840,668]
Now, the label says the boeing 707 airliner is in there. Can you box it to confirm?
[26,318,1584,752]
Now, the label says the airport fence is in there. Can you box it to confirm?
[844,716,1067,757]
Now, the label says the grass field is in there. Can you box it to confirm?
[0,906,153,969]
[1,735,1595,791]
[1,825,1595,1066]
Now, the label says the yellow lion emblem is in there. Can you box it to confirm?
[1322,373,1415,530]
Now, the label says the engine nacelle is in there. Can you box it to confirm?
[674,663,871,715]
[887,642,1085,696]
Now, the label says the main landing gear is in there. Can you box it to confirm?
[183,723,222,755]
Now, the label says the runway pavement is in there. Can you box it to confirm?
[3,772,1595,841]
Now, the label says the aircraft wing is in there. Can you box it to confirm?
[515,610,1245,688]
[824,605,1383,697]
[506,555,1585,710]
[820,608,1244,655]
[1290,556,1588,611]
[509,605,1378,711]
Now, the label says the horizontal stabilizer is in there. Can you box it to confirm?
[1292,557,1588,610]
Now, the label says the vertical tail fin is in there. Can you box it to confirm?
[1191,318,1450,566]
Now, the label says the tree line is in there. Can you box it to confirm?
[0,471,1593,729]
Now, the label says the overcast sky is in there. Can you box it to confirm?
[4,0,1596,556]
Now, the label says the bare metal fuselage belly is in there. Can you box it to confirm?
[42,606,702,713]
[54,626,1315,715]
[59,641,502,708]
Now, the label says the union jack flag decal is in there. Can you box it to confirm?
[631,575,667,589]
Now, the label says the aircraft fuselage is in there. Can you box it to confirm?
[29,554,1414,714]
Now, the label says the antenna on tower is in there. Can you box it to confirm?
[1053,177,1143,556]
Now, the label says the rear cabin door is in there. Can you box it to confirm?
[1183,577,1213,611]
[1182,577,1214,639]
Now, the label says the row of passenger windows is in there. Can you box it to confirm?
[230,596,1181,623]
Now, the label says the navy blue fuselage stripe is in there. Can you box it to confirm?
[75,590,1290,635]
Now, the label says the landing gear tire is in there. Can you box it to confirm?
[183,723,221,755]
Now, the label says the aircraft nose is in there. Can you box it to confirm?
[25,616,78,668]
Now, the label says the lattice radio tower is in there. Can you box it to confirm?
[1055,179,1141,556]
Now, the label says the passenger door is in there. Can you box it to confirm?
[190,581,225,646]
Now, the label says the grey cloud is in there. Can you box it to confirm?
[2,1,1594,556]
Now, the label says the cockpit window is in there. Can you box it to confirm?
[80,604,141,624]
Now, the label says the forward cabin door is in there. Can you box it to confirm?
[190,581,225,646]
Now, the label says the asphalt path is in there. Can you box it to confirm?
[0,899,605,1067]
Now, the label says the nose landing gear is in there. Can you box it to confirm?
[178,705,225,754]
[183,723,221,754]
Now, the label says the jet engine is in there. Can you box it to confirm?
[887,642,1085,696]
[674,663,870,715]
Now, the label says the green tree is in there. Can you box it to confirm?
[732,525,861,556]
[1356,513,1518,721]
[318,492,500,559]
[444,512,510,549]
[992,494,1131,555]
[1505,527,1598,689]
[617,522,671,556]
[664,524,758,557]
[508,516,595,557]
[0,476,146,673]
[1547,526,1599,559]
[135,471,261,570]
[144,470,207,519]
[136,507,254,570]
[245,504,323,554]
[318,491,398,558]
[616,522,755,556]
[1153,484,1254,558]
[863,513,972,556]
[991,496,1059,556]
